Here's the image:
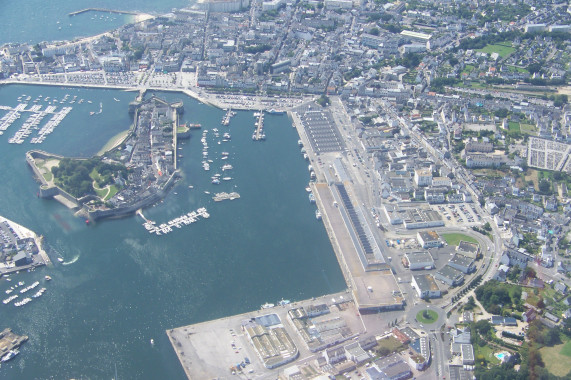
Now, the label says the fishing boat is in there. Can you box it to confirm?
[1,349,19,362]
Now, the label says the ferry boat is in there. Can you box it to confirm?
[1,349,19,362]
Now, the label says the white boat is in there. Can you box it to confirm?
[2,295,18,304]
[315,209,322,220]
[57,257,64,263]
[1,349,19,362]
[222,164,233,171]
[261,303,275,309]
[278,299,291,306]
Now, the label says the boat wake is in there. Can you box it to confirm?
[62,254,80,266]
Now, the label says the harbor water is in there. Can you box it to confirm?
[0,84,346,379]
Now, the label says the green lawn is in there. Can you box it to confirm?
[105,185,119,201]
[541,339,571,376]
[474,344,500,366]
[561,340,571,357]
[376,336,406,354]
[506,65,529,74]
[477,44,516,58]
[508,122,520,132]
[442,233,479,246]
[520,123,537,134]
[416,309,438,324]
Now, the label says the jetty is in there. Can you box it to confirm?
[221,109,235,126]
[251,111,265,141]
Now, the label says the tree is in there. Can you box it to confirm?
[494,108,509,118]
[465,296,476,310]
[370,27,380,36]
[316,95,330,107]
[538,179,550,194]
[377,347,391,357]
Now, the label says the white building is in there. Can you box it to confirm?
[414,168,432,187]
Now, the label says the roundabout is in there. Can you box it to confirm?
[406,303,446,330]
[416,309,438,324]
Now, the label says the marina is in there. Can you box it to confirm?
[140,207,210,236]
[0,98,73,144]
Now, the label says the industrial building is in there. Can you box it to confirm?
[411,274,441,298]
[457,241,480,259]
[404,251,434,270]
[435,265,464,286]
[417,231,442,249]
[448,254,476,274]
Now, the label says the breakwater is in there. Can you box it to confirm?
[69,8,142,16]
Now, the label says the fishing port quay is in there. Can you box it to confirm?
[0,215,50,278]
[167,102,412,379]
[0,328,27,363]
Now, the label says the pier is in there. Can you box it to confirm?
[251,111,265,141]
[68,8,142,17]
[221,109,235,126]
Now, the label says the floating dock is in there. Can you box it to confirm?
[212,192,240,202]
[141,208,210,236]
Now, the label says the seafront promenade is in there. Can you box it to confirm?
[0,72,313,113]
